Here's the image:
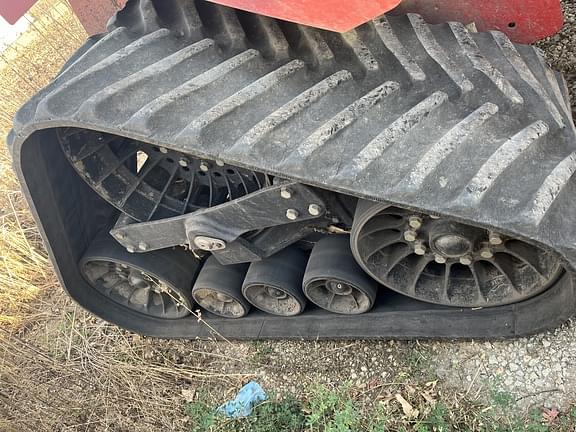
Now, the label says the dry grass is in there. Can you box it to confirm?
[0,0,85,329]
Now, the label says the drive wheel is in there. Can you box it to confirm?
[351,200,564,308]
[80,231,198,319]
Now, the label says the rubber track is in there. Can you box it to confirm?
[8,0,576,268]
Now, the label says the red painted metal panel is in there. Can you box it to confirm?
[207,0,563,43]
[0,0,37,24]
[395,0,564,44]
[0,0,565,44]
[206,0,402,32]
[68,0,126,35]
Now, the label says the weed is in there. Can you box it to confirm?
[184,394,305,432]
[185,399,218,432]
[251,341,274,365]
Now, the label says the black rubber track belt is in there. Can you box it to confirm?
[6,1,576,339]
[9,0,576,269]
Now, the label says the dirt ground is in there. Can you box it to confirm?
[1,1,576,431]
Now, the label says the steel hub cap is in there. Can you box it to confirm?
[432,234,472,258]
[351,203,564,308]
[326,281,354,296]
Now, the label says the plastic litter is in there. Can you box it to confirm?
[217,381,268,418]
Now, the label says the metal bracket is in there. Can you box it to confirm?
[110,182,326,260]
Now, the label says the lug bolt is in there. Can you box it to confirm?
[114,232,125,240]
[280,187,292,199]
[480,248,494,259]
[138,242,148,251]
[308,204,322,216]
[126,245,135,253]
[216,160,225,167]
[408,216,423,229]
[159,147,168,154]
[199,162,209,172]
[178,158,189,167]
[460,256,473,266]
[404,230,418,242]
[414,241,427,256]
[434,255,447,264]
[489,232,503,245]
[430,215,441,220]
[286,209,299,220]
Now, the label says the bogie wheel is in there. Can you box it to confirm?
[192,256,250,318]
[80,231,199,319]
[350,200,565,308]
[242,248,308,316]
[303,235,379,315]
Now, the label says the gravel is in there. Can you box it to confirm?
[431,320,576,411]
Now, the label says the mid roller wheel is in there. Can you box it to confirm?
[242,248,308,316]
[192,256,250,318]
[80,231,199,319]
[303,235,379,315]
[350,200,565,308]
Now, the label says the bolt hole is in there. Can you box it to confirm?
[226,168,235,175]
[152,147,160,152]
[197,171,206,176]
[213,172,222,177]
[166,157,174,163]
[182,166,190,172]
[508,22,516,28]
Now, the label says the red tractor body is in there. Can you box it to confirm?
[0,0,564,43]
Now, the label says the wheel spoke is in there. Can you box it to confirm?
[406,256,434,295]
[362,231,403,260]
[146,163,179,221]
[93,146,140,185]
[358,215,404,238]
[490,256,521,294]
[119,156,163,206]
[469,264,486,303]
[440,263,452,304]
[384,245,414,275]
[503,241,546,277]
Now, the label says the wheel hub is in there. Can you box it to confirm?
[265,286,288,300]
[326,281,354,296]
[432,234,472,257]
